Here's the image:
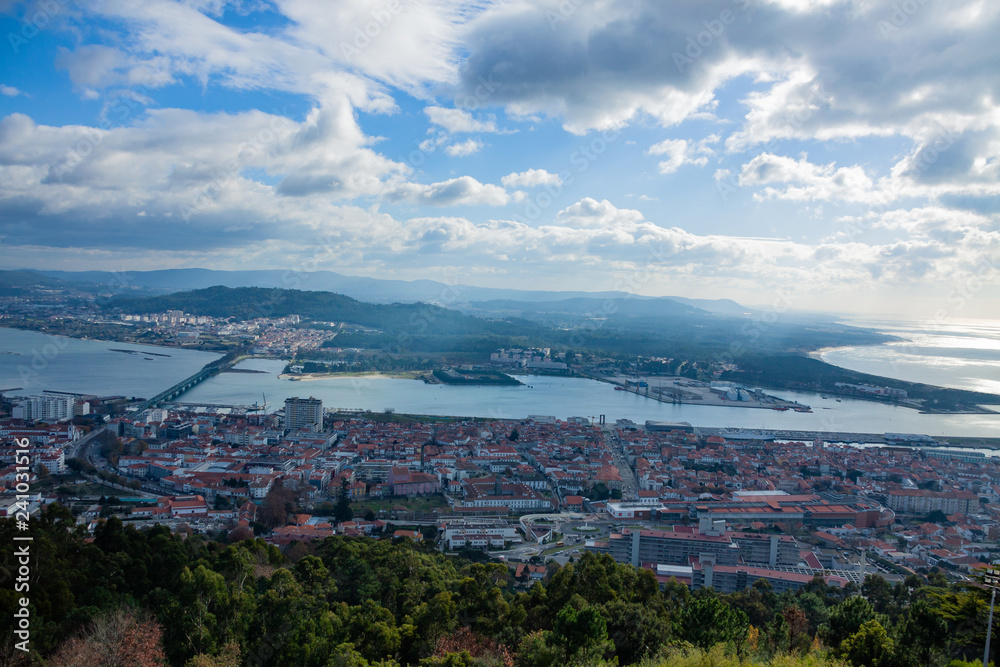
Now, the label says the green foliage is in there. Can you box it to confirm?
[673,597,750,652]
[1,511,995,667]
[820,596,884,653]
[551,603,611,657]
[335,478,354,523]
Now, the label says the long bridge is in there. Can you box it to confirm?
[130,349,246,413]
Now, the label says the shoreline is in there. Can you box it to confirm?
[278,371,422,381]
[0,325,226,356]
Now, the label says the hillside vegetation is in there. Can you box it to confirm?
[2,507,997,666]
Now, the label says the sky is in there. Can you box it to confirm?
[0,0,997,319]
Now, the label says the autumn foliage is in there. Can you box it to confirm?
[47,607,167,667]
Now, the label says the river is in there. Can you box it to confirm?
[0,328,221,398]
[1,325,998,437]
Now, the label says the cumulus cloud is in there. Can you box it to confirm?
[425,106,498,133]
[387,176,510,207]
[738,153,877,202]
[445,138,483,157]
[555,198,645,228]
[501,169,562,188]
[648,136,717,174]
[1,0,998,315]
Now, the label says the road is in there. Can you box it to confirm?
[64,425,164,499]
[606,430,639,501]
[67,424,109,466]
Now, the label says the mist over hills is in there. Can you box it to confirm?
[28,268,750,315]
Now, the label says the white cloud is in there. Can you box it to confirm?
[425,106,498,133]
[648,136,717,174]
[738,153,877,203]
[555,198,645,228]
[445,138,483,157]
[387,176,510,207]
[0,85,23,97]
[501,169,562,188]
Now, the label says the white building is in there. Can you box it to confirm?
[285,396,323,431]
[12,395,77,421]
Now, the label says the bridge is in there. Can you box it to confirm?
[130,349,247,413]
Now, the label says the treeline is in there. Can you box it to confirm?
[2,507,998,667]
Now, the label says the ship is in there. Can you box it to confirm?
[246,394,268,411]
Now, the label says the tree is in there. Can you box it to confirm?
[820,595,883,654]
[896,599,948,666]
[261,479,296,529]
[433,628,513,667]
[673,597,749,651]
[514,631,559,667]
[782,605,812,653]
[601,599,669,665]
[47,607,168,667]
[862,574,894,616]
[926,509,949,524]
[550,603,611,661]
[839,619,895,667]
[508,428,519,442]
[185,643,241,667]
[335,478,354,523]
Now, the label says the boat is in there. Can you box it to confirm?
[614,386,626,391]
[247,393,268,412]
[772,406,789,411]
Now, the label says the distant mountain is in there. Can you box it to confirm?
[31,268,752,315]
[0,269,87,295]
[463,297,708,319]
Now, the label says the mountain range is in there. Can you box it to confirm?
[25,268,751,316]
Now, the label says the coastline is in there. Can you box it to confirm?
[278,371,423,381]
[807,346,840,361]
[0,324,225,355]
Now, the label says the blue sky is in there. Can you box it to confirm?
[0,0,998,318]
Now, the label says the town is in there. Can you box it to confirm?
[3,391,997,594]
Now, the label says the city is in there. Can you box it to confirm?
[2,0,1000,664]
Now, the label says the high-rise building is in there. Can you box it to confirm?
[11,395,76,421]
[284,396,322,431]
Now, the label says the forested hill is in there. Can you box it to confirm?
[0,508,991,667]
[108,286,547,340]
[106,285,891,357]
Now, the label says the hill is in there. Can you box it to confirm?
[0,509,979,666]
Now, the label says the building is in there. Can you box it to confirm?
[285,397,323,431]
[441,519,521,551]
[389,467,441,496]
[884,489,977,516]
[11,395,79,421]
[587,518,799,569]
[132,494,208,519]
[645,420,694,433]
[690,558,849,594]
